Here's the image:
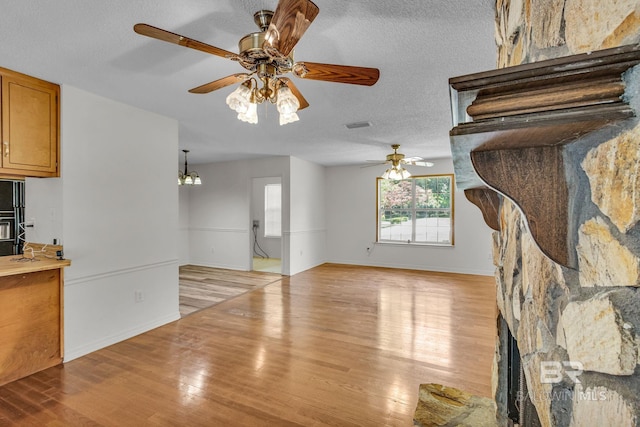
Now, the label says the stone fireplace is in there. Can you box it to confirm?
[492,191,640,426]
[495,315,543,426]
[450,1,640,426]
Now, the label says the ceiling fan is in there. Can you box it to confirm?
[367,144,434,179]
[133,0,380,124]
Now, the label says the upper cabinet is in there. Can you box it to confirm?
[1,67,59,178]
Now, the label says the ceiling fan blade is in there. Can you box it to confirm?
[189,74,249,94]
[361,161,388,168]
[279,78,309,110]
[403,158,435,167]
[264,0,319,56]
[134,23,236,59]
[294,62,380,86]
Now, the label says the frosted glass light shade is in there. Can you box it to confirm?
[276,86,300,115]
[279,112,299,126]
[178,172,202,186]
[238,102,258,124]
[226,84,252,113]
[382,166,411,180]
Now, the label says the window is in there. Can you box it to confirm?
[377,174,454,245]
[264,183,281,237]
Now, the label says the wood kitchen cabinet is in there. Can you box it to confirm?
[0,256,70,387]
[0,67,60,177]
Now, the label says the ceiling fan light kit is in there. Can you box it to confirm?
[382,166,412,180]
[134,0,379,126]
[371,144,434,180]
[178,150,202,186]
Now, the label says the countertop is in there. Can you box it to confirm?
[0,255,71,277]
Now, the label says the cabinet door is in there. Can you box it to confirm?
[0,269,62,386]
[1,71,59,176]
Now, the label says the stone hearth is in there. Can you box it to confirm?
[413,383,501,427]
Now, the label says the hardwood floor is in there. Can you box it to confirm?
[252,257,282,273]
[179,265,282,317]
[0,264,497,426]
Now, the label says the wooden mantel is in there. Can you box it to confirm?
[449,44,640,268]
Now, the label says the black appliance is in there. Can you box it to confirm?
[0,179,25,256]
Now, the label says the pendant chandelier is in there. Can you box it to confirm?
[178,149,202,186]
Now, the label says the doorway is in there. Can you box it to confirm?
[251,177,282,274]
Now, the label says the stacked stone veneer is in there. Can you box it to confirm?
[492,1,640,426]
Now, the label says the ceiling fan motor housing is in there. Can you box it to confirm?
[237,10,295,75]
[387,144,404,166]
[254,10,274,31]
[239,32,269,60]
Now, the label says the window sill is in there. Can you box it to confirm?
[376,241,454,248]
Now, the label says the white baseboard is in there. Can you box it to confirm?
[63,311,181,362]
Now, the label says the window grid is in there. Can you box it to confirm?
[264,183,281,237]
[377,174,454,245]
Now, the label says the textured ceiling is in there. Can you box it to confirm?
[0,0,496,167]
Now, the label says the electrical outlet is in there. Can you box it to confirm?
[253,220,259,228]
[134,290,144,303]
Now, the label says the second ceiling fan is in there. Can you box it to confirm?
[134,0,380,124]
[367,145,434,180]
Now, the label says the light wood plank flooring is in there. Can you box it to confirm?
[0,264,497,426]
[252,257,282,273]
[179,265,282,317]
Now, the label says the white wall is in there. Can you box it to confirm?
[288,157,326,275]
[27,85,180,361]
[178,186,190,265]
[325,159,494,275]
[182,155,327,276]
[186,156,290,271]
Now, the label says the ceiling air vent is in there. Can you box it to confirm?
[345,121,372,129]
